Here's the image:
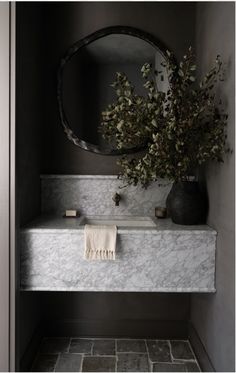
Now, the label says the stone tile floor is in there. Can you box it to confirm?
[31,338,201,372]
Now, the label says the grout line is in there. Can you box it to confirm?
[144,339,152,372]
[67,337,72,353]
[80,353,84,373]
[70,337,119,340]
[185,358,202,371]
[169,340,201,371]
[187,340,202,371]
[149,359,179,364]
[167,340,174,363]
[53,353,61,372]
[39,352,63,355]
[115,339,118,372]
[31,337,201,373]
[144,339,153,372]
[144,339,148,354]
[91,339,94,355]
[70,336,150,340]
[150,361,153,373]
[173,358,197,362]
[44,337,71,340]
[196,361,202,372]
[116,351,149,354]
[82,355,117,357]
[168,340,198,364]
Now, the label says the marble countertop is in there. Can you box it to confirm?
[20,214,216,292]
[21,214,217,235]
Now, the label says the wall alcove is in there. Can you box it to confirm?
[17,3,197,369]
[16,2,235,373]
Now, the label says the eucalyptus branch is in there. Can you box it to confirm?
[99,47,228,188]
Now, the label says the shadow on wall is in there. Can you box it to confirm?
[191,2,235,372]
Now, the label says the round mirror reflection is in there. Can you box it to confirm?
[58,27,170,154]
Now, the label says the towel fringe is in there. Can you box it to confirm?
[85,249,116,260]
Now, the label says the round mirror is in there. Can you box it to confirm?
[57,26,170,155]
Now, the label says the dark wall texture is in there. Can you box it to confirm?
[191,2,235,372]
[39,1,196,175]
[41,292,190,339]
[16,3,44,226]
[16,4,46,365]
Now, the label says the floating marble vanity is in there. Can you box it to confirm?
[20,175,216,293]
[20,214,216,292]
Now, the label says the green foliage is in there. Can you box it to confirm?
[100,48,228,188]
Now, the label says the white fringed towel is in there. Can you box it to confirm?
[84,224,117,260]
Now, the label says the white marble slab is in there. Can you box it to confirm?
[41,175,172,216]
[20,216,216,293]
[22,215,216,234]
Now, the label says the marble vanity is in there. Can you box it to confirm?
[20,175,216,293]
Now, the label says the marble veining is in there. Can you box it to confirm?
[41,175,172,216]
[21,175,216,293]
[20,216,216,292]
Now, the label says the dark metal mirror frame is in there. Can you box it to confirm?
[57,25,171,155]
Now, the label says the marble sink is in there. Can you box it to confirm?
[80,215,157,228]
[20,215,216,292]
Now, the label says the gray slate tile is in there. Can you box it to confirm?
[170,341,194,360]
[153,362,186,372]
[82,356,116,372]
[40,338,70,353]
[69,338,93,354]
[185,361,201,372]
[31,353,58,372]
[117,353,150,372]
[55,353,83,372]
[117,339,147,353]
[93,339,115,355]
[146,340,171,362]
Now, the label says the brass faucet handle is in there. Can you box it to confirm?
[112,192,121,206]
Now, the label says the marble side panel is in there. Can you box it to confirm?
[41,175,171,216]
[20,227,216,292]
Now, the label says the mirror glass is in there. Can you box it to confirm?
[58,28,169,154]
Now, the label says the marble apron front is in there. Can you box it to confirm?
[20,216,216,293]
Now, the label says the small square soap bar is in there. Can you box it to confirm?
[155,207,167,218]
[65,209,79,217]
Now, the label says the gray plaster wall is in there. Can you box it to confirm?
[40,1,196,175]
[191,2,235,372]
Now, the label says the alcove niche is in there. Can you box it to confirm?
[16,2,199,371]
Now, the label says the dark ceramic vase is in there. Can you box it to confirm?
[166,181,207,225]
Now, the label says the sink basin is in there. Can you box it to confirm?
[80,215,157,228]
